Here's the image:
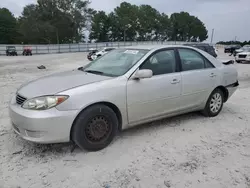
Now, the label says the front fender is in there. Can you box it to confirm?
[56,76,129,128]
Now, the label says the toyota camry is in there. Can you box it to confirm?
[9,45,238,151]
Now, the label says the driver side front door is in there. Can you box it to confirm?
[126,49,182,125]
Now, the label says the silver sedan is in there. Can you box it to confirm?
[9,45,238,151]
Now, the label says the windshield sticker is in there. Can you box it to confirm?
[124,50,139,54]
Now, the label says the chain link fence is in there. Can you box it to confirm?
[0,41,217,56]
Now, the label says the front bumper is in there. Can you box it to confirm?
[235,56,250,61]
[9,96,78,144]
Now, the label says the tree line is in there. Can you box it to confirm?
[0,0,208,44]
[217,41,250,46]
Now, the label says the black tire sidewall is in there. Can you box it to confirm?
[72,105,118,151]
[203,89,224,117]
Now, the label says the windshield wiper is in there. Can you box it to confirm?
[84,70,104,75]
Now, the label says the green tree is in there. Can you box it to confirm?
[18,0,91,44]
[114,2,139,41]
[0,8,18,44]
[90,3,208,42]
[89,11,110,42]
[169,12,208,42]
[136,4,161,41]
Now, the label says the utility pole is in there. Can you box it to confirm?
[210,29,214,44]
[124,30,126,44]
[56,29,59,44]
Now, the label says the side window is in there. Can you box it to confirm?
[140,50,176,76]
[178,48,206,71]
[204,59,214,68]
[105,48,114,52]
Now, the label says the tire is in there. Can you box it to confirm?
[236,60,241,63]
[71,104,118,151]
[202,89,224,117]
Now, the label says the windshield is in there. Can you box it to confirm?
[83,48,149,77]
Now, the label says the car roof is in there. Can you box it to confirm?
[124,44,198,50]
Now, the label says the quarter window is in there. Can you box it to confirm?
[140,50,176,75]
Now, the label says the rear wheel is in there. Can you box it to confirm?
[202,89,224,117]
[71,104,118,151]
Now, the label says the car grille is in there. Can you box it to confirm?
[16,94,27,105]
[239,55,247,58]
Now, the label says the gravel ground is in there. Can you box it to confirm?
[1,49,250,188]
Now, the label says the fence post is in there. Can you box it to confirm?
[69,44,71,52]
[36,45,38,54]
[78,43,80,52]
[48,45,50,53]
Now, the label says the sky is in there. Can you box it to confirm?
[1,0,250,42]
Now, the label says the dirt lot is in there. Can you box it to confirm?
[1,50,250,188]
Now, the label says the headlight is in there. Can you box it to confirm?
[22,95,69,110]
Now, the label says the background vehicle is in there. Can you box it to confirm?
[91,47,116,60]
[235,48,250,63]
[22,47,32,56]
[6,46,18,56]
[233,46,250,56]
[184,43,217,57]
[87,48,98,61]
[9,45,238,151]
[224,45,241,53]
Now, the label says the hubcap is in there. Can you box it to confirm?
[210,93,222,113]
[85,116,111,142]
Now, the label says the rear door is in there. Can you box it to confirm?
[177,48,219,109]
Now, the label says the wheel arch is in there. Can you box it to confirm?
[70,101,123,141]
[215,85,229,102]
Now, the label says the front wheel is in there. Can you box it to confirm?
[236,60,241,63]
[71,104,118,151]
[202,89,224,117]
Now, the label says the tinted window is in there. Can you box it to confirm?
[179,48,205,71]
[140,50,176,75]
[204,60,214,68]
[105,48,114,52]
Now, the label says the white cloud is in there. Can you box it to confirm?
[1,0,249,42]
[0,0,36,15]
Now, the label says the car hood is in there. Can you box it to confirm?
[17,69,112,99]
[238,52,250,55]
[235,49,243,52]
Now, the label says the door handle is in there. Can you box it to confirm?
[210,73,216,77]
[171,79,180,84]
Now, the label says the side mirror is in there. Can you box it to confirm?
[132,69,153,80]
